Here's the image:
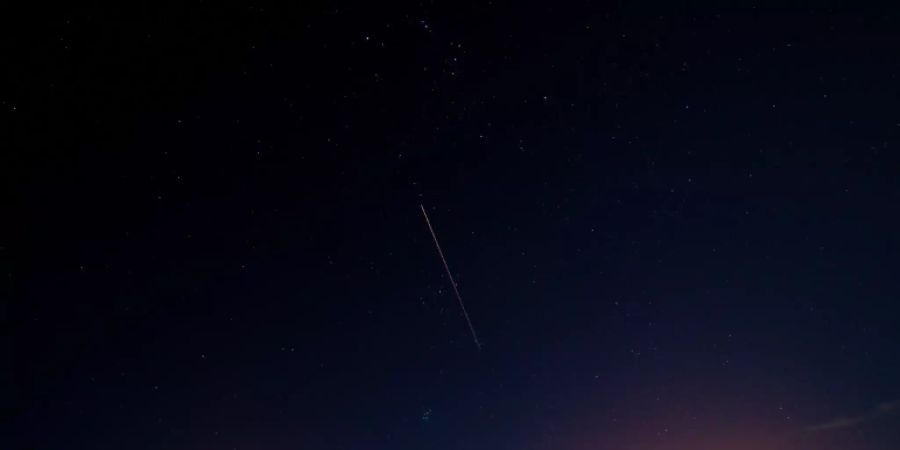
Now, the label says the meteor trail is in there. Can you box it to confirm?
[419,204,482,351]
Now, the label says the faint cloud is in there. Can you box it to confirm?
[802,400,900,433]
[876,401,899,414]
[803,416,866,432]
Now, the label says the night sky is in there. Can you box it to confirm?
[6,2,900,449]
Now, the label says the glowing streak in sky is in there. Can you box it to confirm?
[420,204,482,351]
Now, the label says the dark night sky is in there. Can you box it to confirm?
[5,2,900,449]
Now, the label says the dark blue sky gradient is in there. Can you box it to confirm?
[6,2,900,449]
